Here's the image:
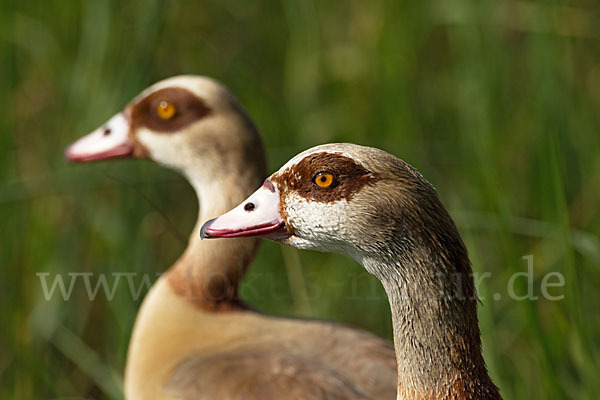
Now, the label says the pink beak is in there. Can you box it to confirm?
[65,113,134,162]
[201,180,289,239]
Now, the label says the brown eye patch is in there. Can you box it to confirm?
[129,87,211,133]
[272,152,377,203]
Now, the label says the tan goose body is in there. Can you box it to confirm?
[66,79,397,400]
[203,143,503,400]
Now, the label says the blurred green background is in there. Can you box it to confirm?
[1,0,599,399]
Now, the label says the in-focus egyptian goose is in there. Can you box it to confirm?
[66,80,397,399]
[202,143,502,400]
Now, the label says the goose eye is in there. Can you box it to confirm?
[156,101,176,120]
[312,171,336,188]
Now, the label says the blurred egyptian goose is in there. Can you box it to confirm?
[66,79,397,400]
[202,143,503,400]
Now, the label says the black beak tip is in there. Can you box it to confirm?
[200,218,216,239]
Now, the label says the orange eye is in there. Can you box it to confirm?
[156,101,176,120]
[313,171,336,188]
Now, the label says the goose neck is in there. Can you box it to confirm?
[364,251,501,400]
[166,168,263,310]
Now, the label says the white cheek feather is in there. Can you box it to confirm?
[137,128,196,171]
[284,192,355,254]
[275,143,374,261]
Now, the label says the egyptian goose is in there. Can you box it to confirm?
[66,79,397,399]
[202,143,503,400]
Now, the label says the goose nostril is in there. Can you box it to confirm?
[244,202,255,212]
[103,128,111,136]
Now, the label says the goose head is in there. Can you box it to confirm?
[201,143,501,399]
[201,143,465,277]
[65,75,266,187]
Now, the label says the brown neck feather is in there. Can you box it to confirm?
[362,186,501,400]
[167,231,259,311]
[377,250,500,400]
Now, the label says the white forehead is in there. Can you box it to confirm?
[133,75,231,106]
[278,143,369,173]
